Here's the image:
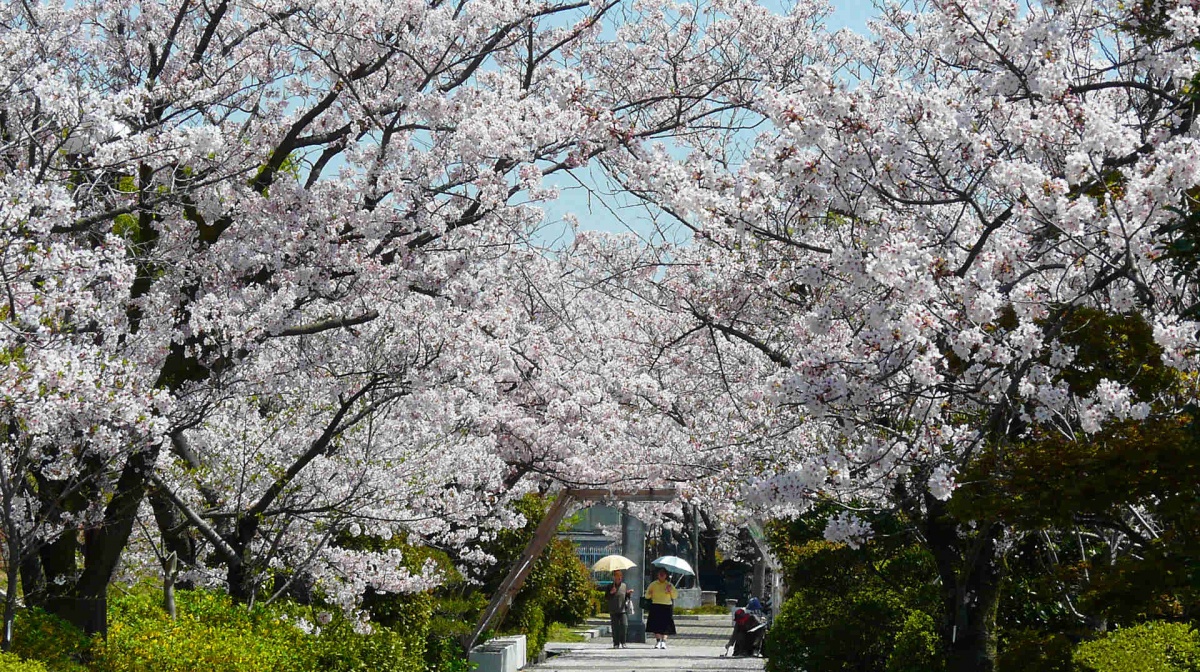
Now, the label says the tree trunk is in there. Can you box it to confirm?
[3,536,20,651]
[38,446,161,636]
[163,552,177,619]
[924,494,1005,672]
[18,553,44,609]
[149,488,198,590]
[226,516,260,605]
[228,558,256,605]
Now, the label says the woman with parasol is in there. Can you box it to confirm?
[644,567,678,649]
[592,555,636,649]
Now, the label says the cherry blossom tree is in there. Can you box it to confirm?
[596,1,1200,669]
[0,175,167,645]
[0,0,772,635]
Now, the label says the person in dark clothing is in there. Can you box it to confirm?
[605,569,632,648]
[723,608,765,657]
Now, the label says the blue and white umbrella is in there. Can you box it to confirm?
[650,555,695,576]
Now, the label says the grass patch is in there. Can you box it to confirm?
[676,604,731,615]
[545,622,587,643]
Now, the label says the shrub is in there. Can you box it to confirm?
[9,607,91,672]
[886,610,943,672]
[764,509,943,672]
[336,531,468,671]
[1073,621,1200,672]
[0,651,48,672]
[423,592,484,671]
[95,585,434,672]
[513,602,547,661]
[310,613,423,672]
[768,584,910,672]
[541,538,593,626]
[317,581,431,672]
[767,586,944,672]
[96,588,316,672]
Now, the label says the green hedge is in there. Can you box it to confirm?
[1074,622,1200,672]
[96,589,316,672]
[0,652,48,672]
[766,581,941,672]
[7,586,432,672]
[10,607,91,672]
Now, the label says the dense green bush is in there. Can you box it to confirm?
[514,601,547,659]
[541,538,594,626]
[1073,621,1200,672]
[96,588,315,672]
[766,578,941,672]
[89,585,430,672]
[0,652,48,672]
[423,591,484,671]
[482,494,596,663]
[333,531,471,671]
[9,576,457,672]
[10,607,91,672]
[765,509,944,672]
[886,610,942,672]
[310,613,425,672]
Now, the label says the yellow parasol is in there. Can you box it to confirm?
[591,554,637,572]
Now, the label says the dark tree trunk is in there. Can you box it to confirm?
[698,509,720,578]
[18,553,45,608]
[37,530,78,600]
[924,494,1005,672]
[35,446,161,636]
[148,488,198,590]
[3,535,22,651]
[226,516,260,604]
[227,558,255,604]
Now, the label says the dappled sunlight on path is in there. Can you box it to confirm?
[535,616,765,671]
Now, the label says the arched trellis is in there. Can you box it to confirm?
[465,488,677,650]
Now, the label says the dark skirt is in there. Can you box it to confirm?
[645,603,676,636]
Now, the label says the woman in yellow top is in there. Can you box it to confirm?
[644,567,678,649]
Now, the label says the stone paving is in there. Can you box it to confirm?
[535,615,766,672]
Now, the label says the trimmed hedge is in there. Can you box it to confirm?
[7,586,432,672]
[1074,621,1200,672]
[96,589,316,672]
[766,581,942,672]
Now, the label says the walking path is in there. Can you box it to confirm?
[535,615,766,672]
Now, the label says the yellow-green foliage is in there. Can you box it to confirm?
[1073,622,1200,672]
[10,608,91,672]
[9,586,431,672]
[96,589,316,672]
[0,652,48,672]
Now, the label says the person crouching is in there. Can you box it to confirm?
[723,608,765,658]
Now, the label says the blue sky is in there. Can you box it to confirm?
[826,0,878,33]
[541,0,883,245]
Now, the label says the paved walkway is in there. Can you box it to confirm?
[536,615,766,671]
